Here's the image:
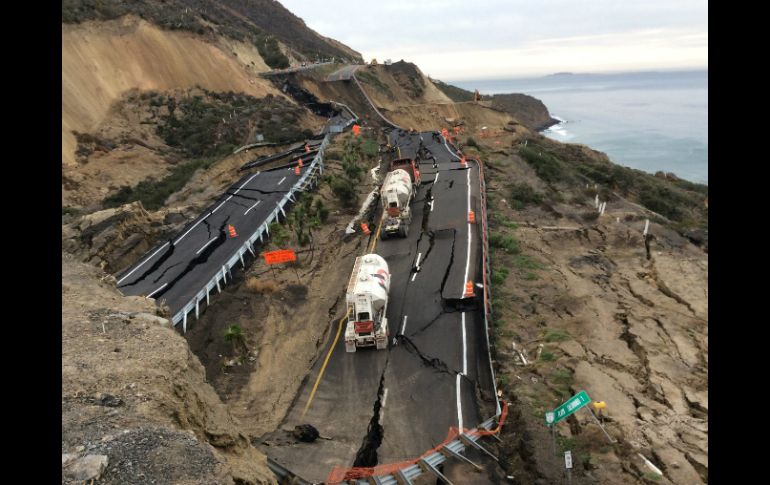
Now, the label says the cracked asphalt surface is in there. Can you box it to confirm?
[115,165,313,310]
[115,109,354,317]
[261,130,496,481]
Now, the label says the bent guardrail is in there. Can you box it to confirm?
[171,135,330,331]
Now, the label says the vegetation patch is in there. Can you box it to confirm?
[357,70,392,97]
[103,157,216,210]
[509,182,544,209]
[431,79,475,102]
[489,233,520,254]
[150,89,312,158]
[544,329,571,342]
[254,34,289,69]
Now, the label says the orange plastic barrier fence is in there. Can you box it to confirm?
[326,401,509,483]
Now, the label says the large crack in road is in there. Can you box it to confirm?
[352,356,389,468]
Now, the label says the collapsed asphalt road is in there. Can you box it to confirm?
[261,129,496,481]
[115,162,314,310]
[115,102,356,319]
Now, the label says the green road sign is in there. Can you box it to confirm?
[548,390,591,425]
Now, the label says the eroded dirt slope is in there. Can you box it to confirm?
[62,15,280,166]
[474,142,707,484]
[61,253,276,484]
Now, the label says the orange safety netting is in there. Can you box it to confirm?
[325,401,509,483]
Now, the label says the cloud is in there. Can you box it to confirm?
[280,0,707,78]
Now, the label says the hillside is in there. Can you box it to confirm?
[62,15,284,167]
[62,0,362,63]
[61,3,706,483]
[432,78,558,130]
[62,253,276,484]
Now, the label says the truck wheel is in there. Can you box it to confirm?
[381,230,388,240]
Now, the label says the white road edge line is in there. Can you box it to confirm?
[411,273,417,282]
[278,176,287,186]
[434,172,439,184]
[462,312,468,375]
[116,242,169,284]
[456,373,464,432]
[195,237,218,255]
[401,315,408,335]
[415,252,422,269]
[243,199,262,215]
[462,166,472,295]
[430,200,435,212]
[146,282,168,299]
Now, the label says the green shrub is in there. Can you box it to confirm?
[103,157,216,210]
[491,268,509,286]
[557,435,576,452]
[489,233,520,254]
[509,183,544,209]
[540,350,555,361]
[518,145,567,184]
[513,254,543,270]
[544,329,571,342]
[315,199,329,222]
[255,34,290,69]
[330,176,358,207]
[465,137,480,149]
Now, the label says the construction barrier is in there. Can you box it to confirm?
[326,401,509,483]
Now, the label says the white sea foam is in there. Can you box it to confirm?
[544,115,573,140]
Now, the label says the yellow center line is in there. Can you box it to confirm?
[301,308,351,418]
[368,211,386,254]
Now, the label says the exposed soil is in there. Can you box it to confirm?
[478,142,708,484]
[61,253,276,484]
[184,131,384,438]
[62,15,283,166]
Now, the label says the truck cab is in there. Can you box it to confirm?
[345,255,390,352]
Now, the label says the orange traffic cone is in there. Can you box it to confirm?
[361,223,371,235]
[468,210,476,223]
[305,144,311,153]
[460,156,467,167]
[464,280,474,297]
[298,158,303,167]
[228,225,238,238]
[294,166,301,175]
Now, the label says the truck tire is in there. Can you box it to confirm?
[381,230,389,240]
[399,224,409,238]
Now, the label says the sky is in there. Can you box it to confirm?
[279,0,708,81]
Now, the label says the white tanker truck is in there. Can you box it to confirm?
[345,254,390,352]
[380,158,421,239]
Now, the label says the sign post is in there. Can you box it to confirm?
[263,249,300,283]
[546,411,556,456]
[564,450,573,485]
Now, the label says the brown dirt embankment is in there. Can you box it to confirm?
[62,15,280,166]
[61,253,276,484]
[182,131,382,438]
[471,140,707,484]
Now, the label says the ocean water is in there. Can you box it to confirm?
[451,70,708,184]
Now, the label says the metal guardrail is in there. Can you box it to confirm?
[351,73,403,130]
[171,135,331,331]
[475,155,502,417]
[328,412,505,484]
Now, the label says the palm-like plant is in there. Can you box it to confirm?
[224,324,246,355]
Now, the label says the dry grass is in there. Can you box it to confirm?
[245,277,280,294]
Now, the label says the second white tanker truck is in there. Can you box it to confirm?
[380,158,421,239]
[345,254,390,352]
